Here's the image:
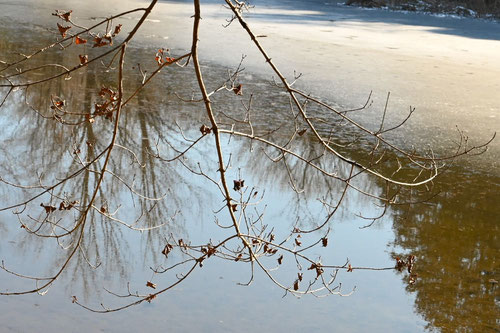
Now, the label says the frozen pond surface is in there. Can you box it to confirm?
[154,0,500,170]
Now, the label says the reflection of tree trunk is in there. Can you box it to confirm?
[137,94,158,202]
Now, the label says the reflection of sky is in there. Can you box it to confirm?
[0,95,422,331]
[0,165,423,331]
[0,111,422,332]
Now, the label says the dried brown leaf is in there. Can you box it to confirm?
[200,124,211,135]
[79,54,88,66]
[75,36,87,44]
[93,36,108,48]
[145,294,156,303]
[53,10,72,22]
[308,262,324,277]
[61,11,72,21]
[57,23,71,38]
[233,84,243,95]
[407,255,415,273]
[59,200,78,211]
[316,266,324,277]
[161,243,173,257]
[103,35,113,46]
[112,24,122,37]
[233,179,244,191]
[197,257,204,267]
[206,245,217,257]
[99,87,115,98]
[40,203,56,214]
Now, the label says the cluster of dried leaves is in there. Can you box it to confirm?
[395,255,418,285]
[40,200,79,214]
[155,48,176,66]
[53,9,122,66]
[92,87,118,122]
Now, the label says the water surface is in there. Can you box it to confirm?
[0,1,498,332]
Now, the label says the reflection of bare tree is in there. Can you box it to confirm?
[233,134,381,231]
[0,0,494,315]
[0,31,199,297]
